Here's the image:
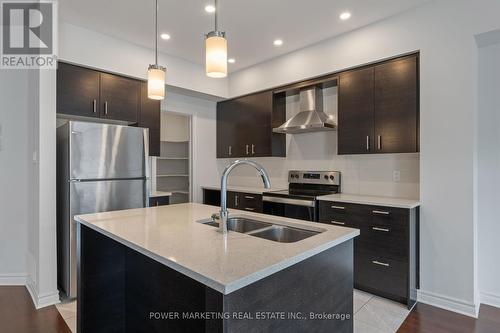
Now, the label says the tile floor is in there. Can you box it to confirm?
[56,289,411,333]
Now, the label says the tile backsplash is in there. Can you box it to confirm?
[216,87,420,199]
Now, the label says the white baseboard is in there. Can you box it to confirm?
[0,273,28,285]
[418,289,479,318]
[26,277,60,309]
[480,291,500,308]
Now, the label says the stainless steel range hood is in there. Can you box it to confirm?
[273,86,336,134]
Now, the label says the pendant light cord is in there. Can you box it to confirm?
[155,0,158,65]
[214,0,218,31]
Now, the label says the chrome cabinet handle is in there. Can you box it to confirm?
[228,146,232,156]
[235,195,239,207]
[104,101,108,115]
[244,195,255,199]
[331,221,346,225]
[372,226,390,232]
[331,205,345,210]
[245,207,255,211]
[251,144,255,155]
[372,260,390,267]
[92,99,97,113]
[246,144,249,155]
[377,135,382,150]
[372,210,390,216]
[366,136,370,151]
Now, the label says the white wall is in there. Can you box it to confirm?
[477,38,500,308]
[217,87,420,199]
[59,21,228,98]
[0,71,30,285]
[228,0,500,317]
[161,92,218,203]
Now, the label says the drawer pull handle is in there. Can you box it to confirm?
[331,221,346,225]
[372,227,390,232]
[372,260,390,267]
[372,210,390,216]
[244,196,255,199]
[245,207,255,211]
[331,205,345,210]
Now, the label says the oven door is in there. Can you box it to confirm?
[262,196,317,222]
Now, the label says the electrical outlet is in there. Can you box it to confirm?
[393,170,401,182]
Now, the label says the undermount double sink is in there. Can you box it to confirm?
[200,216,322,243]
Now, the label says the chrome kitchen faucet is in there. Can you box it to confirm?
[216,160,271,234]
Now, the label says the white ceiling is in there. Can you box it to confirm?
[60,0,430,72]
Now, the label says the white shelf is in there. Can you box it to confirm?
[157,157,189,160]
[171,190,189,195]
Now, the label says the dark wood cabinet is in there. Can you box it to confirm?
[338,54,419,155]
[374,56,419,153]
[57,62,100,118]
[338,67,375,154]
[99,73,140,123]
[203,189,263,213]
[57,62,161,156]
[318,201,419,308]
[148,195,170,207]
[216,90,285,158]
[217,99,241,158]
[139,82,161,156]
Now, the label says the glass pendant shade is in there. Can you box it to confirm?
[148,64,166,100]
[205,31,227,78]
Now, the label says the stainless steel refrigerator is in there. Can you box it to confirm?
[57,121,149,298]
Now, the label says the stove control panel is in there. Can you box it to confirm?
[288,171,341,185]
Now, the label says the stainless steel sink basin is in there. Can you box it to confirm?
[204,217,272,233]
[199,215,322,243]
[249,225,320,243]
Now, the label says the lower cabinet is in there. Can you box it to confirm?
[203,189,418,308]
[203,189,263,213]
[149,195,170,207]
[318,201,419,308]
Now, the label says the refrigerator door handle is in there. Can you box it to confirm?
[143,128,150,208]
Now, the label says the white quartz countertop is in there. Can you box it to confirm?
[202,185,285,195]
[74,203,358,295]
[149,191,172,197]
[317,193,420,209]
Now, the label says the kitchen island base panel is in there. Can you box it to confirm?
[77,224,354,333]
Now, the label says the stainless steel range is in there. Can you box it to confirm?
[262,171,341,222]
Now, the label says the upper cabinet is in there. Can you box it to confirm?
[374,56,418,153]
[57,63,100,118]
[217,90,286,158]
[99,73,140,123]
[57,62,161,156]
[338,67,375,154]
[138,82,161,156]
[338,55,419,154]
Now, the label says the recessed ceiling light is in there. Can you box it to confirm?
[340,12,351,20]
[273,39,283,46]
[160,33,171,40]
[228,58,235,64]
[205,5,215,13]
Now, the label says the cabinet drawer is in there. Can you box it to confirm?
[355,249,407,302]
[239,193,263,213]
[318,201,368,227]
[357,223,408,261]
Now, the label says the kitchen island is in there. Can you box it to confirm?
[75,203,359,333]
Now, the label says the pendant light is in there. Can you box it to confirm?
[205,0,227,78]
[148,0,166,100]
